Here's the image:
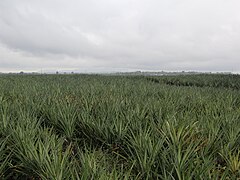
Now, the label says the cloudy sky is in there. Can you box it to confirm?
[0,0,240,73]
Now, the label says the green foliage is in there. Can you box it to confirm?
[0,138,11,179]
[0,74,239,179]
[147,74,240,90]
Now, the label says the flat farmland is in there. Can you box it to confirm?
[0,74,239,179]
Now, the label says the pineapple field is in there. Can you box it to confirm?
[0,74,240,179]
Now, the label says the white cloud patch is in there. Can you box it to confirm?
[0,0,240,72]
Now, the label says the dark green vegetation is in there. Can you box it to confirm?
[0,74,240,179]
[147,74,240,89]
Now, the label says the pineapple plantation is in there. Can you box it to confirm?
[0,74,240,179]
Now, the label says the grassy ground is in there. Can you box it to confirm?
[0,74,240,179]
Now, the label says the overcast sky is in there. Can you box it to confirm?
[0,0,240,73]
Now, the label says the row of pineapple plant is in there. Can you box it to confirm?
[0,74,239,179]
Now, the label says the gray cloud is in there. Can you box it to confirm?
[0,0,240,72]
